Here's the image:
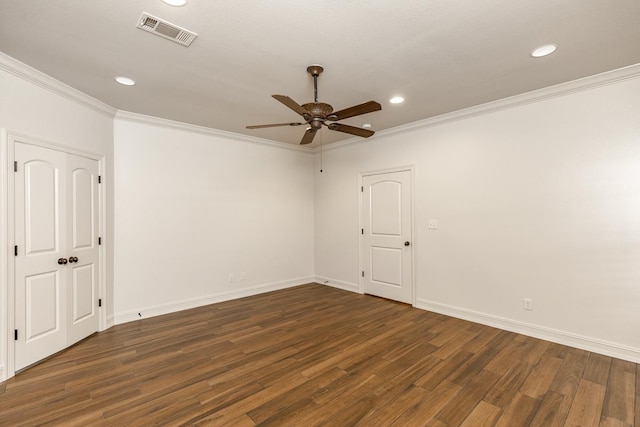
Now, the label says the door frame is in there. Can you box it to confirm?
[1,130,107,381]
[358,165,416,306]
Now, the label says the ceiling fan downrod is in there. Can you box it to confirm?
[307,65,324,103]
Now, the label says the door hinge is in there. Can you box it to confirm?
[361,228,364,235]
[361,186,363,192]
[98,298,102,307]
[14,329,18,341]
[362,271,365,277]
[14,161,18,172]
[98,175,102,184]
[98,237,102,245]
[14,245,18,256]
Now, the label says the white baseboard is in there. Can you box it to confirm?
[0,364,4,382]
[106,314,115,329]
[114,276,315,325]
[315,276,361,293]
[415,298,640,364]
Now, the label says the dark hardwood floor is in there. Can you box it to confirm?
[0,284,637,426]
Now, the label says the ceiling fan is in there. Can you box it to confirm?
[247,65,382,145]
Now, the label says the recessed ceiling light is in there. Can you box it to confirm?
[362,124,372,129]
[530,44,558,58]
[389,96,404,104]
[161,0,188,6]
[114,76,136,86]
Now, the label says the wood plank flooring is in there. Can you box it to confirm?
[0,284,637,426]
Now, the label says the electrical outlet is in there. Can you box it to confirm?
[240,272,246,281]
[229,274,235,283]
[428,220,438,230]
[523,298,533,311]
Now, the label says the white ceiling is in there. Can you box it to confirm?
[1,1,639,147]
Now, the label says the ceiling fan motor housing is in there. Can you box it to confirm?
[303,102,334,129]
[302,102,334,118]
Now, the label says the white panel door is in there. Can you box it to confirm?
[14,143,68,370]
[362,170,413,304]
[14,142,99,371]
[67,155,99,344]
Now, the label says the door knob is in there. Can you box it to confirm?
[57,258,68,265]
[404,241,410,246]
[69,256,78,263]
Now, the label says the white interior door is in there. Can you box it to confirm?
[14,143,68,370]
[67,154,99,344]
[361,170,413,304]
[14,142,99,371]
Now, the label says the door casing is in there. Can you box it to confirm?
[358,166,416,305]
[1,130,107,380]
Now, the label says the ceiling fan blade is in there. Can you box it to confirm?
[300,128,317,145]
[272,95,309,117]
[330,101,381,121]
[246,122,303,129]
[328,123,375,138]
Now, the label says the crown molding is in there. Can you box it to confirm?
[3,48,637,153]
[0,51,117,119]
[115,110,313,153]
[314,62,640,153]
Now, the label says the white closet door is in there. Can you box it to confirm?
[14,142,68,370]
[14,142,100,371]
[67,154,100,344]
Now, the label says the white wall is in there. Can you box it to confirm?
[3,46,640,373]
[314,70,640,362]
[0,54,115,379]
[113,117,315,322]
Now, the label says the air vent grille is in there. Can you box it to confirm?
[136,12,197,47]
[141,16,158,29]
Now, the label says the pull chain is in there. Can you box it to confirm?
[319,129,323,173]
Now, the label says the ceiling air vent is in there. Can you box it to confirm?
[136,12,197,47]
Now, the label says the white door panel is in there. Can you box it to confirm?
[370,181,402,236]
[24,161,59,254]
[72,264,94,322]
[21,270,67,367]
[72,168,94,249]
[25,271,61,340]
[370,246,403,286]
[362,170,412,304]
[14,142,99,371]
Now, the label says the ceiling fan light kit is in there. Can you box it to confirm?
[247,65,382,145]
